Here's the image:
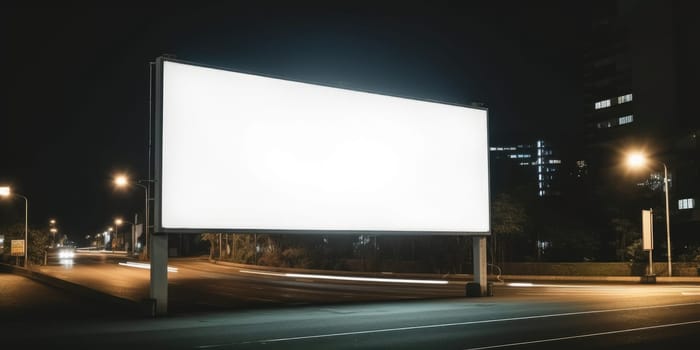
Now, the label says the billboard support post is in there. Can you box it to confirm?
[150,234,168,315]
[473,236,488,296]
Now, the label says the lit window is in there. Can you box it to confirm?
[619,115,634,125]
[678,198,695,210]
[509,154,518,159]
[595,99,611,109]
[549,159,561,164]
[617,94,633,104]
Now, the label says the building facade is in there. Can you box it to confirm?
[582,0,699,252]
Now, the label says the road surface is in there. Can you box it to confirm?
[2,254,700,349]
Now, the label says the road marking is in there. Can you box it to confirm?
[195,301,700,348]
[462,319,700,349]
[239,269,449,285]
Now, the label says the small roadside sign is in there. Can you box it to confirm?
[11,240,24,256]
[642,209,653,251]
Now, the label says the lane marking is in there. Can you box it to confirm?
[463,319,700,349]
[195,301,700,348]
[239,269,449,285]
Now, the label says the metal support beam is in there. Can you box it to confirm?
[150,234,168,316]
[473,236,487,296]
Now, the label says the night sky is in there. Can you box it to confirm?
[1,2,585,242]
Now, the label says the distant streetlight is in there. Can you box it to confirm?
[114,174,152,258]
[627,151,672,277]
[49,219,58,247]
[116,218,136,255]
[0,186,29,268]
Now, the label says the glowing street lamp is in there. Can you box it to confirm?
[0,186,29,268]
[114,174,152,258]
[49,219,58,247]
[627,151,672,277]
[115,218,137,255]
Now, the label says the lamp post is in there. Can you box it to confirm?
[627,152,673,277]
[0,186,29,268]
[115,218,136,254]
[107,227,114,251]
[115,218,123,251]
[114,174,151,258]
[49,219,57,247]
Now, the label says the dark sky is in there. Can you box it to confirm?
[1,2,585,242]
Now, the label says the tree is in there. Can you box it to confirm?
[0,223,49,265]
[200,233,219,260]
[611,218,639,261]
[490,193,527,265]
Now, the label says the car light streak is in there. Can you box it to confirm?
[507,283,534,287]
[118,261,178,272]
[239,269,448,285]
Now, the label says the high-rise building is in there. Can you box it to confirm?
[490,140,561,198]
[582,1,699,243]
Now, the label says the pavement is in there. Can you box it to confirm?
[2,256,699,317]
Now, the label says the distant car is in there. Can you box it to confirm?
[45,246,76,265]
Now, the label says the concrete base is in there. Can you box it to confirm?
[641,275,657,284]
[466,282,494,297]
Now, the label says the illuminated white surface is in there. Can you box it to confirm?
[160,60,489,234]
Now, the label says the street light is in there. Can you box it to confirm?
[115,218,135,253]
[49,219,58,247]
[114,174,151,258]
[0,186,29,268]
[627,151,672,277]
[114,219,123,251]
[107,227,114,251]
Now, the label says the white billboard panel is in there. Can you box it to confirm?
[156,59,489,235]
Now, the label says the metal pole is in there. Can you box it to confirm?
[145,184,150,259]
[133,213,138,256]
[663,163,672,277]
[23,195,28,268]
[133,182,150,259]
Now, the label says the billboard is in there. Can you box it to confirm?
[155,58,490,235]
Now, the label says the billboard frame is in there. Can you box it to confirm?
[153,56,490,236]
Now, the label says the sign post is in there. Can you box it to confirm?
[641,209,655,283]
[11,239,24,266]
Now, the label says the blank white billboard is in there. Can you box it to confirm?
[157,59,489,235]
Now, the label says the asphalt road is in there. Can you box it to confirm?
[2,254,700,349]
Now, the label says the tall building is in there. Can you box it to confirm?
[490,140,561,198]
[582,1,699,246]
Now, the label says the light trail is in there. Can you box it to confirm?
[238,269,448,285]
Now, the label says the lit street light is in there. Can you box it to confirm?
[114,174,152,258]
[0,186,29,268]
[627,151,672,277]
[115,218,135,253]
[49,219,58,247]
[107,227,114,251]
